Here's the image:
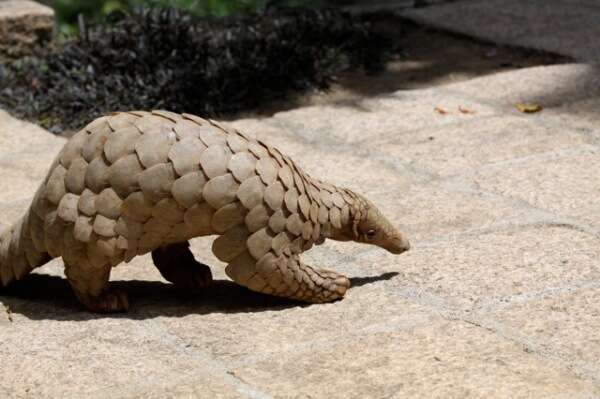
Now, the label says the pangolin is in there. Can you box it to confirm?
[0,111,410,312]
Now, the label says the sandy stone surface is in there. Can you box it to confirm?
[1,62,600,397]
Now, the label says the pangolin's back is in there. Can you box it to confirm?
[0,110,358,286]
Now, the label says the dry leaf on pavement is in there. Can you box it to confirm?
[515,103,543,113]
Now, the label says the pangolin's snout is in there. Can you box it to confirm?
[384,235,411,255]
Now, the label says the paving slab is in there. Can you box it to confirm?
[158,285,435,365]
[0,0,54,59]
[470,146,600,226]
[371,114,588,177]
[356,226,600,310]
[0,169,44,204]
[539,96,600,146]
[230,320,598,399]
[327,180,538,245]
[2,63,600,397]
[0,109,64,157]
[489,285,600,370]
[401,0,600,61]
[266,89,499,145]
[0,317,248,399]
[446,63,600,110]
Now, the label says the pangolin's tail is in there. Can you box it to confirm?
[0,209,51,287]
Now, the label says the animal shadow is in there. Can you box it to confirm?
[0,272,399,321]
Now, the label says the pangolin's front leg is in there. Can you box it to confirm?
[218,232,351,303]
[151,241,212,290]
[226,250,350,303]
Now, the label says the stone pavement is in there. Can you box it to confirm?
[1,61,600,397]
[0,0,53,59]
[401,0,600,62]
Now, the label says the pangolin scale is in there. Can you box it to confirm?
[0,111,410,312]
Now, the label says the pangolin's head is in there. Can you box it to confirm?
[331,193,410,255]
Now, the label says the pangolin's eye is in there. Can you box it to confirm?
[366,229,376,240]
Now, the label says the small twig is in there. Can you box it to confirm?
[78,14,88,42]
[4,304,13,322]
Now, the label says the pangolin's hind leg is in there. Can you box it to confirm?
[225,250,350,303]
[151,241,212,290]
[64,260,129,313]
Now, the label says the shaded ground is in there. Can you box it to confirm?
[402,0,600,62]
[245,16,569,118]
[2,272,398,321]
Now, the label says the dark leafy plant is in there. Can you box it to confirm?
[43,0,326,34]
[0,6,393,133]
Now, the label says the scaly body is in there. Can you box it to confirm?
[0,111,410,312]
